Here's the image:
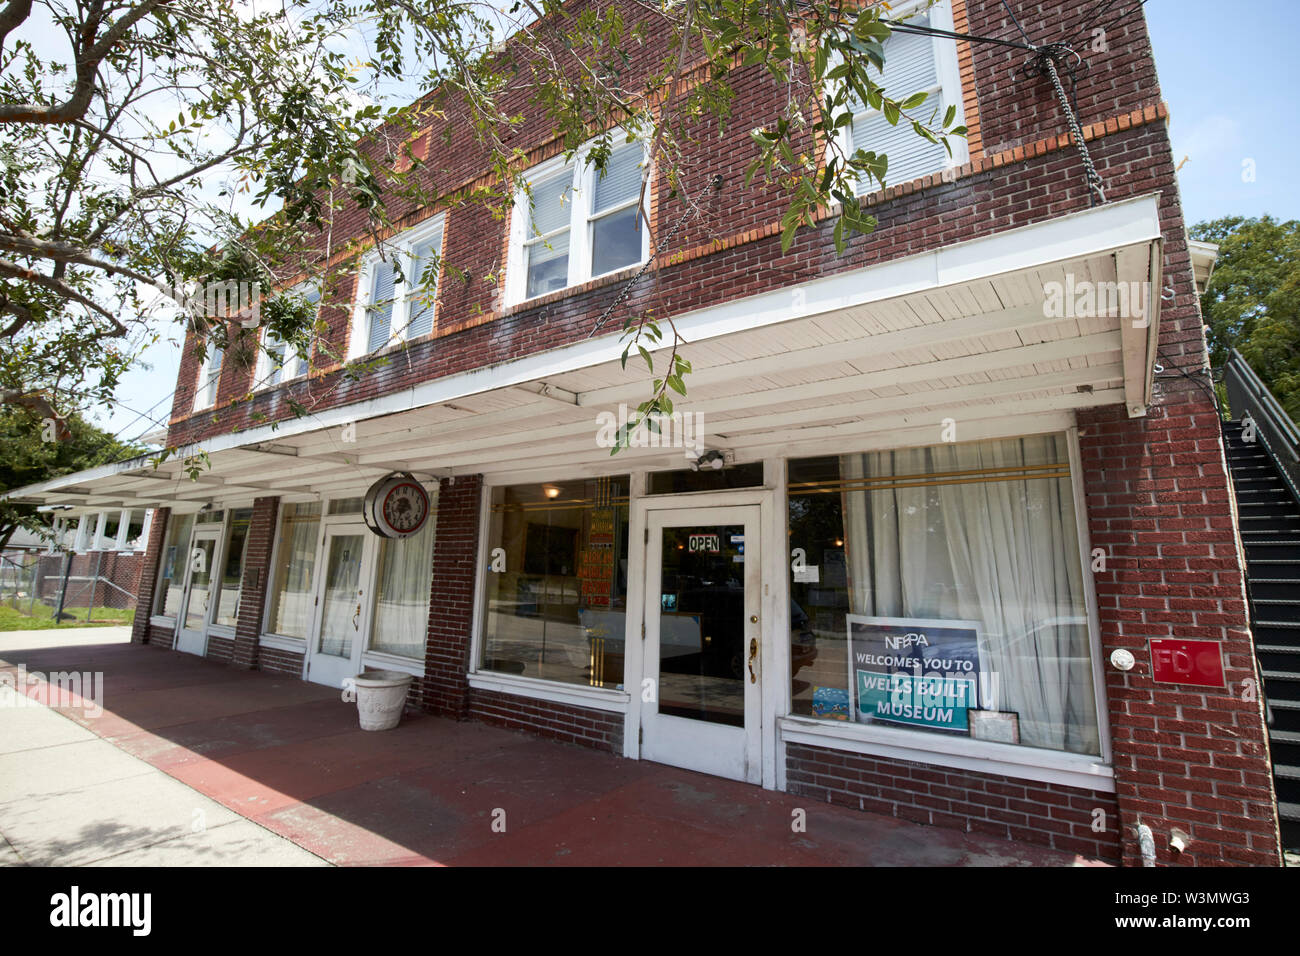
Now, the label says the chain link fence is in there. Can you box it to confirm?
[0,549,139,628]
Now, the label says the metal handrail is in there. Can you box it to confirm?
[1223,349,1300,508]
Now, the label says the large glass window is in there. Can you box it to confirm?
[787,434,1099,756]
[213,509,252,627]
[267,502,321,638]
[368,495,437,659]
[481,476,630,687]
[154,513,195,617]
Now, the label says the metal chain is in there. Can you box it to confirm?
[1040,51,1107,205]
[587,184,712,339]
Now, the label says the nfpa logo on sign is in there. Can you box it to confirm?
[688,533,720,553]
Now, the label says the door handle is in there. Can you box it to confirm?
[353,603,361,630]
[748,637,758,684]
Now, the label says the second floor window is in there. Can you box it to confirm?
[258,285,318,388]
[350,214,445,359]
[838,0,967,196]
[506,136,649,306]
[194,342,223,410]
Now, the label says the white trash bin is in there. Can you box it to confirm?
[353,669,414,731]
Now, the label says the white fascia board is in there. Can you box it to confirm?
[7,194,1164,503]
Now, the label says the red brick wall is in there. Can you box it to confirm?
[232,497,280,669]
[421,474,482,717]
[259,646,305,678]
[164,0,1173,447]
[206,634,235,664]
[132,507,169,644]
[468,689,624,753]
[785,744,1122,862]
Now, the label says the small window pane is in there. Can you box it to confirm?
[406,236,441,338]
[592,143,642,214]
[528,174,573,237]
[591,205,642,277]
[526,232,570,298]
[366,262,396,352]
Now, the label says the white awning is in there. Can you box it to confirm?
[4,194,1164,514]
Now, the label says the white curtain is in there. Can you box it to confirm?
[269,511,319,637]
[368,514,435,658]
[841,435,1098,754]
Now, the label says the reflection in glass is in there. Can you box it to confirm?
[656,525,746,726]
[318,534,364,658]
[155,513,195,617]
[786,435,1100,755]
[369,505,437,658]
[184,538,216,631]
[267,502,320,637]
[482,476,630,687]
[213,509,252,627]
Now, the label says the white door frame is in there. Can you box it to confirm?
[626,479,785,789]
[175,524,223,656]
[304,519,378,688]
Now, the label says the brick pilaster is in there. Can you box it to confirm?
[131,507,169,644]
[231,496,280,669]
[422,474,482,718]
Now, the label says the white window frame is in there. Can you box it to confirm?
[504,134,652,308]
[827,0,968,198]
[193,341,223,411]
[348,213,446,361]
[255,283,318,390]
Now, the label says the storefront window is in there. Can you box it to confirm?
[153,513,195,617]
[213,509,253,627]
[481,476,630,687]
[368,493,438,659]
[267,502,321,637]
[787,434,1100,756]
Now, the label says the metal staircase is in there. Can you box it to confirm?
[1222,350,1300,850]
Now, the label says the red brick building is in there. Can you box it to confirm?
[6,0,1284,865]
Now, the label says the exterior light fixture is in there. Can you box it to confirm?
[689,449,726,472]
[542,484,561,499]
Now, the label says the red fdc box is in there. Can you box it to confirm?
[1148,638,1226,688]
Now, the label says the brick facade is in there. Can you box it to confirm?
[231,496,280,669]
[422,474,483,718]
[786,744,1123,863]
[131,507,169,644]
[468,689,624,754]
[118,1,1282,864]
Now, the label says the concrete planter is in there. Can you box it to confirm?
[353,669,413,731]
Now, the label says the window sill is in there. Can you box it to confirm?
[467,670,630,713]
[778,715,1114,793]
[361,650,425,678]
[501,260,646,318]
[259,633,307,652]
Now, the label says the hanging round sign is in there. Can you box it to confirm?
[363,472,430,539]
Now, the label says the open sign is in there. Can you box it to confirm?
[688,533,720,554]
[1149,638,1225,687]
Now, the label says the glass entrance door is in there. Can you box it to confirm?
[641,505,762,782]
[306,525,376,688]
[176,528,220,655]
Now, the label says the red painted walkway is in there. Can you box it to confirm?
[2,636,1108,866]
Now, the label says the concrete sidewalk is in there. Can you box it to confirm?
[0,628,1108,866]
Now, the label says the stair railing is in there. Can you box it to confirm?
[1223,349,1300,509]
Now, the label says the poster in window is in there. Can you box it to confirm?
[846,615,982,734]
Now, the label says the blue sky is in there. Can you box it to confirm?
[1147,0,1300,226]
[93,1,1300,444]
